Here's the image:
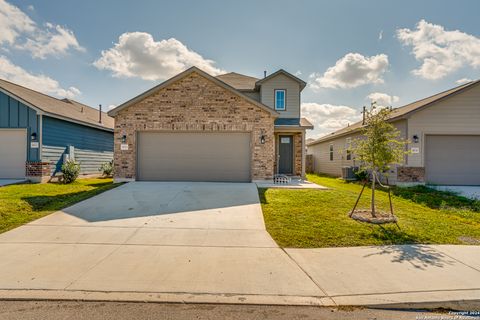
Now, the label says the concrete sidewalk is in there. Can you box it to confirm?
[0,182,478,309]
[286,245,480,309]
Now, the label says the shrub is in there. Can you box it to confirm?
[61,160,80,184]
[353,168,369,181]
[99,161,114,177]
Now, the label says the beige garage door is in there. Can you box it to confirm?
[0,129,27,179]
[425,135,480,185]
[137,132,251,182]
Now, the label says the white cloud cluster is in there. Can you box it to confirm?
[366,92,399,107]
[0,0,34,45]
[310,53,389,89]
[0,0,84,58]
[94,33,225,81]
[0,55,81,98]
[301,102,362,137]
[397,20,480,80]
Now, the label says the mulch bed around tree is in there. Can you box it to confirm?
[350,209,398,224]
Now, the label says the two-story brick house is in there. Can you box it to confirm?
[108,67,313,182]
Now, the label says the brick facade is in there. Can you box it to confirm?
[25,161,51,182]
[397,166,425,183]
[294,133,302,176]
[113,72,276,181]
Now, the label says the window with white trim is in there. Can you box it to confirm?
[274,89,286,110]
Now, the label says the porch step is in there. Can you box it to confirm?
[274,174,291,184]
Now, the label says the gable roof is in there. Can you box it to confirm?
[215,72,259,90]
[255,69,307,91]
[0,78,114,131]
[108,67,279,117]
[308,79,480,146]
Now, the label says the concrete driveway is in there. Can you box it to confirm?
[429,185,480,200]
[0,182,326,305]
[0,179,25,187]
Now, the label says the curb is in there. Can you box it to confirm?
[0,289,479,311]
[0,289,332,307]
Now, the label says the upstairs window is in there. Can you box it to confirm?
[274,89,286,110]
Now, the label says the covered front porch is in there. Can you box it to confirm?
[273,118,313,179]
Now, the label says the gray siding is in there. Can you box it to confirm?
[406,84,480,167]
[307,132,361,177]
[0,91,39,161]
[42,116,113,175]
[259,74,301,118]
[307,120,407,183]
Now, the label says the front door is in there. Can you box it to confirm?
[278,135,293,174]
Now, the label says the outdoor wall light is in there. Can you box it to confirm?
[412,134,419,143]
[30,132,37,141]
[122,134,127,143]
[260,131,266,144]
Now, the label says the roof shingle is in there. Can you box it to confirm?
[0,79,114,130]
[215,72,259,90]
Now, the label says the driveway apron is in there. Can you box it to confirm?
[0,182,324,301]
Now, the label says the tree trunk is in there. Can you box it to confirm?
[371,171,376,217]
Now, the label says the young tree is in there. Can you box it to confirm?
[351,103,409,218]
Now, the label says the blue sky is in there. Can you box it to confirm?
[1,0,479,138]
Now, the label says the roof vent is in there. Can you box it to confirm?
[263,70,267,78]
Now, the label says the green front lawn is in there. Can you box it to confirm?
[0,179,121,234]
[260,174,480,248]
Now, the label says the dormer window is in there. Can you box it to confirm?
[274,89,286,110]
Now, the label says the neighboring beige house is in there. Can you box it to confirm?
[108,67,313,182]
[307,80,480,186]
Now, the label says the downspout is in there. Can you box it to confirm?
[301,130,306,179]
[38,114,43,161]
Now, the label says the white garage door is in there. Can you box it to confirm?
[137,132,251,182]
[425,135,480,185]
[0,129,27,179]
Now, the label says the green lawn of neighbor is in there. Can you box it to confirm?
[0,178,121,234]
[260,174,480,248]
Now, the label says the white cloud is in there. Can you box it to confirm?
[0,0,35,45]
[94,33,225,81]
[378,30,383,41]
[0,55,81,98]
[456,78,472,85]
[294,70,302,76]
[107,104,117,110]
[301,102,362,138]
[18,23,84,59]
[0,0,84,58]
[397,20,480,80]
[310,53,389,89]
[27,4,34,11]
[366,92,399,106]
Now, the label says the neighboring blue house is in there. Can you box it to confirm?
[0,79,114,182]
